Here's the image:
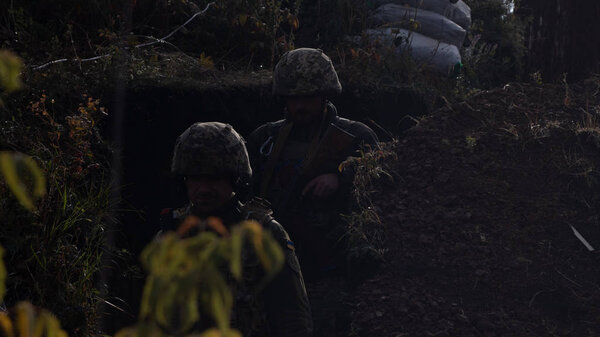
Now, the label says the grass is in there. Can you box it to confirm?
[0,87,113,336]
[340,141,399,279]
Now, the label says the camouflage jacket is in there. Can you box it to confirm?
[246,102,378,279]
[159,198,313,337]
[247,101,378,215]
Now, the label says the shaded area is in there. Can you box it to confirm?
[351,81,600,335]
[104,78,428,253]
[99,75,428,333]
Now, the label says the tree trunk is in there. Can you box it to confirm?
[519,0,600,81]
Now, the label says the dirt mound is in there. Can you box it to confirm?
[350,81,600,336]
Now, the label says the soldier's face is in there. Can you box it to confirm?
[286,95,325,126]
[185,175,234,214]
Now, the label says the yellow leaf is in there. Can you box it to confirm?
[197,328,242,337]
[241,221,284,289]
[0,152,46,211]
[0,51,23,93]
[16,302,35,337]
[177,215,201,236]
[182,287,200,332]
[115,322,167,337]
[199,270,232,333]
[229,229,244,281]
[238,14,248,26]
[241,221,268,266]
[287,13,299,30]
[33,312,46,337]
[0,313,14,337]
[39,311,68,337]
[199,53,214,69]
[207,217,228,237]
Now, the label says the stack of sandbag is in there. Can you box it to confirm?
[362,27,462,72]
[370,0,471,29]
[365,0,471,73]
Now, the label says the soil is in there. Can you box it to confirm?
[348,81,600,336]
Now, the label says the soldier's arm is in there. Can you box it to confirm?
[262,221,313,337]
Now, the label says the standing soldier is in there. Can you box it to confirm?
[247,48,379,281]
[161,122,313,337]
[248,48,377,280]
[247,48,379,335]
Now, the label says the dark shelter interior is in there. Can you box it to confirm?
[107,82,428,253]
[99,80,428,332]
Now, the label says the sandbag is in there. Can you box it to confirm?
[370,0,471,29]
[371,4,467,47]
[363,28,461,73]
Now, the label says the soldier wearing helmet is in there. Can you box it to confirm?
[161,122,313,337]
[247,48,379,281]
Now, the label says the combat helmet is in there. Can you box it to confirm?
[272,48,342,96]
[171,122,252,182]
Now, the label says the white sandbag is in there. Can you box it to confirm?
[371,4,467,47]
[370,0,471,29]
[363,28,461,73]
[451,1,471,29]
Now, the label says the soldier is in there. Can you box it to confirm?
[247,48,379,281]
[161,122,313,337]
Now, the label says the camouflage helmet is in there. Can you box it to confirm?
[273,48,342,96]
[171,122,252,181]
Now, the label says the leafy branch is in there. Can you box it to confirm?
[117,217,284,337]
[32,2,217,71]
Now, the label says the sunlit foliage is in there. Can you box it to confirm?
[115,218,284,337]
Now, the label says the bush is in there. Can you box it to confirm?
[0,51,112,335]
[0,0,302,70]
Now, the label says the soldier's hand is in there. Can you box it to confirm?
[302,173,339,198]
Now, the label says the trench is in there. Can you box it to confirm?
[101,79,429,333]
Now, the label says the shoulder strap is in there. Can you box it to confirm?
[241,198,296,255]
[240,197,275,225]
[259,122,294,198]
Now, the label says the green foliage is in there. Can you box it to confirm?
[0,124,68,337]
[0,146,285,337]
[1,0,120,58]
[218,0,301,60]
[116,218,284,337]
[1,84,111,335]
[462,0,528,88]
[1,0,302,70]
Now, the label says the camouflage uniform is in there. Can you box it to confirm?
[247,49,379,281]
[272,48,343,97]
[162,122,313,337]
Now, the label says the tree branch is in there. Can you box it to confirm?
[31,1,216,71]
